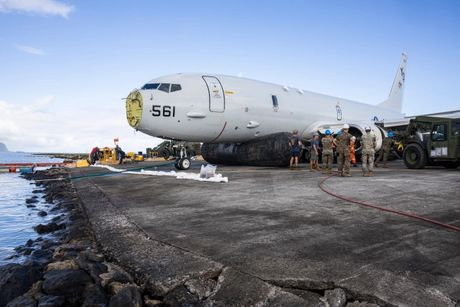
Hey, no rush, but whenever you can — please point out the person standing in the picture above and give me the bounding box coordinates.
[376,131,395,167]
[310,134,320,171]
[350,136,357,167]
[115,145,126,165]
[321,130,334,174]
[89,147,101,165]
[334,124,352,177]
[361,126,377,177]
[289,129,302,169]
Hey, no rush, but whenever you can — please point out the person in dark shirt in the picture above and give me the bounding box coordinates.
[289,129,302,169]
[115,145,126,165]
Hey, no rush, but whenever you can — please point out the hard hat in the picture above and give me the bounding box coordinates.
[343,124,350,129]
[365,126,371,131]
[325,129,332,135]
[388,131,395,137]
[351,136,356,141]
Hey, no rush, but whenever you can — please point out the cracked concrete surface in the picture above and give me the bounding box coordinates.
[72,161,460,306]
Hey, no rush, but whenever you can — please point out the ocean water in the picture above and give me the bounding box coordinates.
[0,152,64,265]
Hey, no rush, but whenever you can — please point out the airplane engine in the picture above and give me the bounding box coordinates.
[201,132,292,167]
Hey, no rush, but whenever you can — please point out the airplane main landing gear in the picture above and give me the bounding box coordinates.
[175,147,191,170]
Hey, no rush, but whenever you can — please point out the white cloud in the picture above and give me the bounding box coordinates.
[0,0,74,18]
[15,44,45,55]
[0,97,161,153]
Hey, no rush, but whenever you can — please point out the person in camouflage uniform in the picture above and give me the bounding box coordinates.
[376,131,395,167]
[361,126,377,177]
[321,129,334,173]
[334,124,352,177]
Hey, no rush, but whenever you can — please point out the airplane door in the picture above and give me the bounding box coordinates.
[203,76,225,112]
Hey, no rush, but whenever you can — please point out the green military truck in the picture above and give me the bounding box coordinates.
[402,116,460,169]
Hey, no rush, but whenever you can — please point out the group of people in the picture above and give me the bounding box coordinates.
[289,124,395,177]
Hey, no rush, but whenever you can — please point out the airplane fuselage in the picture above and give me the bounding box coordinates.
[127,73,404,149]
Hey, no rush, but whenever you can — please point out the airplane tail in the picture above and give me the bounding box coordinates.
[378,53,407,113]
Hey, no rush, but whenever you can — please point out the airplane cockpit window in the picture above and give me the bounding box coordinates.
[158,83,171,92]
[432,123,447,141]
[171,84,182,92]
[141,83,159,90]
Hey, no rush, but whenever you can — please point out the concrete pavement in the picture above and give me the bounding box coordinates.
[71,161,460,306]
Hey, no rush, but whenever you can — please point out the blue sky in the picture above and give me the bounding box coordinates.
[1,0,459,152]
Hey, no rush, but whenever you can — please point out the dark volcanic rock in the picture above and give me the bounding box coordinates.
[82,283,108,306]
[34,222,65,234]
[31,249,53,264]
[38,211,48,217]
[26,198,39,204]
[5,294,36,307]
[37,295,65,307]
[108,283,142,307]
[0,263,42,307]
[32,189,43,194]
[26,204,36,208]
[100,264,133,289]
[25,239,34,247]
[42,269,92,297]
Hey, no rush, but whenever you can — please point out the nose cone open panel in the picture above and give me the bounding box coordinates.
[126,90,143,128]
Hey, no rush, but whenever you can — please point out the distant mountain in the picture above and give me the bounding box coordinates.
[0,143,8,152]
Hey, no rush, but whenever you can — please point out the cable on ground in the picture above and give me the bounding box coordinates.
[318,174,460,233]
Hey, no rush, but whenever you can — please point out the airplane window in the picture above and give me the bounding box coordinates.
[171,84,182,92]
[158,83,170,93]
[432,124,447,141]
[141,83,159,90]
[272,95,279,109]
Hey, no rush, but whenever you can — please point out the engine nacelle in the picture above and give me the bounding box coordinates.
[202,132,292,167]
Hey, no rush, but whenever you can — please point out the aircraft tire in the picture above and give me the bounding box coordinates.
[174,158,181,170]
[178,158,191,170]
[403,143,427,169]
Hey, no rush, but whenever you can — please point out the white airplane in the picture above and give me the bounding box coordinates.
[126,54,407,169]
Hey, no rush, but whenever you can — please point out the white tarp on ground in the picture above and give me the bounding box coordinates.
[90,165,228,183]
[91,164,126,172]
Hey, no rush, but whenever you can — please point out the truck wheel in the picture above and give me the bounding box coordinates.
[174,158,180,170]
[403,143,427,169]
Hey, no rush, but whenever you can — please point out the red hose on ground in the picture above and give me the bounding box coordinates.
[318,174,460,233]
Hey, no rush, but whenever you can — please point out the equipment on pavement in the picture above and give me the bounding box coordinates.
[402,116,460,169]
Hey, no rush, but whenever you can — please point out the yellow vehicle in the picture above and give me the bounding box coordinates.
[99,147,118,164]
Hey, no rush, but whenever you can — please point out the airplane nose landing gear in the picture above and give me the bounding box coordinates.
[175,147,191,170]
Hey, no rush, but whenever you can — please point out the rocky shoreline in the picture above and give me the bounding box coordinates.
[0,168,152,307]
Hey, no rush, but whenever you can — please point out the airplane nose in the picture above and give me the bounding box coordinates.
[126,90,143,129]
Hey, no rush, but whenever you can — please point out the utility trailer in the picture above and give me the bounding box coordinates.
[402,116,460,169]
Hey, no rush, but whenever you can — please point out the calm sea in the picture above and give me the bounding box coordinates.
[0,152,64,265]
